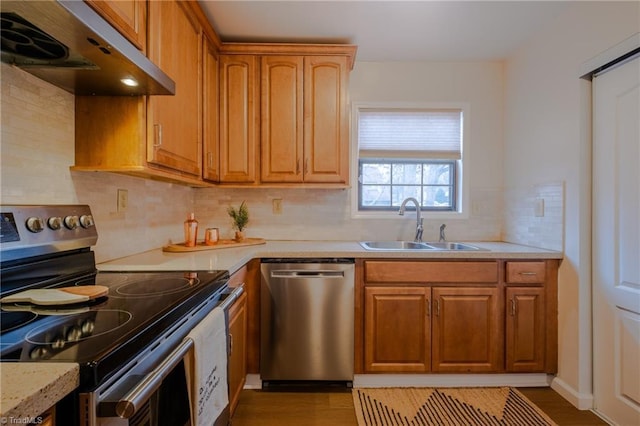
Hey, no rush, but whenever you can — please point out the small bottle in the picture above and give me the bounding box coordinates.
[184,213,198,247]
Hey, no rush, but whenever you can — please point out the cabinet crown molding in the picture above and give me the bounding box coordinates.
[220,43,358,70]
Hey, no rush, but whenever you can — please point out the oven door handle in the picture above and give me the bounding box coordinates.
[115,285,243,419]
[218,284,244,311]
[116,337,193,418]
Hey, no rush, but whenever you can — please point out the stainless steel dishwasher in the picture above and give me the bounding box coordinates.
[260,259,355,385]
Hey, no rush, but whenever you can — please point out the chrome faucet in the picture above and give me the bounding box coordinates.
[439,224,446,242]
[398,197,423,242]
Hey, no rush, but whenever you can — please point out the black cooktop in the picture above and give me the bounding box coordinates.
[0,269,229,389]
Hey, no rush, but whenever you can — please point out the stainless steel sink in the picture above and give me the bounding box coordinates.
[360,241,484,251]
[359,241,435,250]
[423,242,482,251]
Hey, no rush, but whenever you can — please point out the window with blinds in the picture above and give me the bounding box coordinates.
[357,108,463,211]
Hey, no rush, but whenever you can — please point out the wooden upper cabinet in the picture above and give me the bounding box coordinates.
[260,56,304,182]
[85,0,146,51]
[74,0,208,186]
[219,55,259,183]
[147,0,202,177]
[303,56,349,183]
[203,35,220,182]
[260,55,350,184]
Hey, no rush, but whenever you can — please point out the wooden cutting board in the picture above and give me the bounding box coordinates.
[0,285,108,306]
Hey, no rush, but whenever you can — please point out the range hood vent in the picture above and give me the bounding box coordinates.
[0,1,175,96]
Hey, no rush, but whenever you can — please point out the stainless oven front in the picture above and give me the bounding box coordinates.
[80,285,243,426]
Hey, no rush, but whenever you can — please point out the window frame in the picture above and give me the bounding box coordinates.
[350,101,471,220]
[358,158,458,211]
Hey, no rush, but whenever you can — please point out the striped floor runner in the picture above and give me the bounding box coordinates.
[353,387,557,426]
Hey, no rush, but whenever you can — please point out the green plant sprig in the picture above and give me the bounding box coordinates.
[227,201,249,231]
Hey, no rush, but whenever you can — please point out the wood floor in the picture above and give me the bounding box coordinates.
[230,386,607,426]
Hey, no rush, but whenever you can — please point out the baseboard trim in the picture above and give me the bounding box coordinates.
[550,376,594,410]
[353,374,553,388]
[244,373,262,389]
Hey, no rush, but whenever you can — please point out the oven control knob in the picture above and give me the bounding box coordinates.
[81,319,95,336]
[48,216,63,230]
[51,335,66,350]
[26,217,44,233]
[29,346,49,360]
[79,215,95,229]
[66,325,83,342]
[64,215,79,230]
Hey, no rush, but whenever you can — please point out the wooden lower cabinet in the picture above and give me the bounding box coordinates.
[227,291,247,416]
[506,287,546,372]
[364,286,431,372]
[358,259,558,375]
[431,286,502,372]
[363,285,501,373]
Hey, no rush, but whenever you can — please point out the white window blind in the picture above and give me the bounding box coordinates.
[358,109,462,159]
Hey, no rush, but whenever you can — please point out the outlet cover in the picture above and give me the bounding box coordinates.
[534,198,544,217]
[117,189,128,212]
[272,198,283,215]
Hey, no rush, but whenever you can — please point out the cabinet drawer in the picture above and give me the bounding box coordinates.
[365,261,498,283]
[506,262,546,284]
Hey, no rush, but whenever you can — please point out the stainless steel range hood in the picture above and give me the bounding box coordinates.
[1,0,175,95]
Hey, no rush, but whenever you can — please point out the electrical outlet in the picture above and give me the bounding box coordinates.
[272,198,283,215]
[117,189,128,212]
[534,198,544,217]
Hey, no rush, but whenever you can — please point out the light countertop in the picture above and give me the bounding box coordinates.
[98,240,563,273]
[0,362,78,420]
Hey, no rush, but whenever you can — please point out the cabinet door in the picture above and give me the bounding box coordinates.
[147,0,202,176]
[228,291,247,416]
[203,35,220,182]
[219,55,259,182]
[432,287,502,372]
[303,56,349,183]
[85,0,146,51]
[260,56,304,182]
[506,287,545,372]
[364,286,431,372]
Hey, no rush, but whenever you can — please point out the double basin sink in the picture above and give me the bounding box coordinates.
[360,241,483,251]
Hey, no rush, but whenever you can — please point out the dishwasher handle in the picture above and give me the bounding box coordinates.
[271,270,345,278]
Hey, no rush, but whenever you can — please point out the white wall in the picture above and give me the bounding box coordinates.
[503,1,639,409]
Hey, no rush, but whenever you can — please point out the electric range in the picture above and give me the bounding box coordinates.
[0,205,233,425]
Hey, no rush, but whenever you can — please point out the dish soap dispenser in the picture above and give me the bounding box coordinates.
[184,213,198,247]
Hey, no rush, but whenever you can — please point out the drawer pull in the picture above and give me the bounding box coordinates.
[519,272,538,276]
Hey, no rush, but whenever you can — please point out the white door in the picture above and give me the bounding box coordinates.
[592,54,640,426]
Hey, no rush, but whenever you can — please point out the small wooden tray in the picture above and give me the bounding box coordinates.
[162,238,266,252]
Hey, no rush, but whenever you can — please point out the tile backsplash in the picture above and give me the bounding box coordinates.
[1,63,564,263]
[502,182,564,251]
